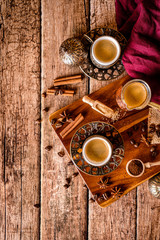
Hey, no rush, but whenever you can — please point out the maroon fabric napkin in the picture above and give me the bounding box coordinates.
[115,0,160,104]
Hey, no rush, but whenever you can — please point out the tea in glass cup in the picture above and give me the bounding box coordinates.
[116,79,151,111]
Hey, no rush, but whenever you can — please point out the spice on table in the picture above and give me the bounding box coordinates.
[102,192,109,201]
[65,177,71,185]
[35,118,42,124]
[149,123,156,133]
[51,118,57,125]
[111,186,123,199]
[93,194,99,201]
[134,142,139,148]
[151,151,158,158]
[59,110,73,123]
[128,160,143,176]
[150,146,156,152]
[72,172,79,178]
[43,107,50,112]
[58,150,65,157]
[64,184,70,189]
[97,177,110,189]
[45,145,52,151]
[140,134,150,147]
[47,88,75,96]
[60,113,84,139]
[42,92,46,98]
[34,204,40,208]
[156,130,160,137]
[141,126,146,132]
[130,139,135,145]
[155,124,160,131]
[89,198,95,203]
[67,160,74,166]
[53,74,82,86]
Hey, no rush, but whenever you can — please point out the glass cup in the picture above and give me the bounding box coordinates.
[116,79,151,111]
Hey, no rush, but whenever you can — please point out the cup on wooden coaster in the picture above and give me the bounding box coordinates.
[116,79,151,111]
[82,135,112,166]
[84,35,121,69]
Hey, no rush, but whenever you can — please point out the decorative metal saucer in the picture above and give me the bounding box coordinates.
[79,27,127,81]
[70,122,124,176]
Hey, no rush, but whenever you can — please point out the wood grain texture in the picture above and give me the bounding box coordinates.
[88,0,136,239]
[41,0,89,239]
[137,182,160,240]
[0,0,40,239]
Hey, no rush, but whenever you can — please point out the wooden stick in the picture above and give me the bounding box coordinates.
[54,78,82,86]
[60,113,84,138]
[54,74,82,82]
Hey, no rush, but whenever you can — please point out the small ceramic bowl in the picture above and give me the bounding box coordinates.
[126,159,145,178]
[82,135,113,166]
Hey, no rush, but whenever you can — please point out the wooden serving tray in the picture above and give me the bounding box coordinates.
[49,75,160,207]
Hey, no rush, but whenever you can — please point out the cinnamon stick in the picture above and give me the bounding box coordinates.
[47,89,74,96]
[54,78,82,86]
[54,74,82,82]
[60,113,84,138]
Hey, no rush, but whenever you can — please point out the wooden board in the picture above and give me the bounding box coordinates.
[0,0,40,239]
[49,74,160,208]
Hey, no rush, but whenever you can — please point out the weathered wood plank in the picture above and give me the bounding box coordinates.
[137,182,160,240]
[0,0,40,239]
[41,0,89,239]
[88,0,136,239]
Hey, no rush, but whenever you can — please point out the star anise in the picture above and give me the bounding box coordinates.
[102,192,109,201]
[59,110,73,123]
[140,134,150,147]
[111,186,123,199]
[97,177,110,189]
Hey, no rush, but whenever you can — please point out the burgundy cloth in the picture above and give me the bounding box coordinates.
[115,0,160,104]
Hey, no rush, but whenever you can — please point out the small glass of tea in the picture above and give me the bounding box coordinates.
[116,79,151,111]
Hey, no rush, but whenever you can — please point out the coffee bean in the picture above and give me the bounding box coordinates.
[151,151,157,158]
[64,184,70,189]
[89,198,95,203]
[156,130,160,138]
[130,139,135,145]
[65,177,71,185]
[150,123,155,129]
[156,124,160,131]
[134,143,139,148]
[149,128,155,134]
[141,126,146,132]
[150,146,156,152]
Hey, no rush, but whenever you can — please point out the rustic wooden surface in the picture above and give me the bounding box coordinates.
[0,0,160,240]
[0,0,41,239]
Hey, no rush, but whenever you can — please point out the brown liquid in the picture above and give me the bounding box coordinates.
[85,139,109,163]
[93,39,117,63]
[123,82,147,109]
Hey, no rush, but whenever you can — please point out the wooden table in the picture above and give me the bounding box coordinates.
[0,0,160,239]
